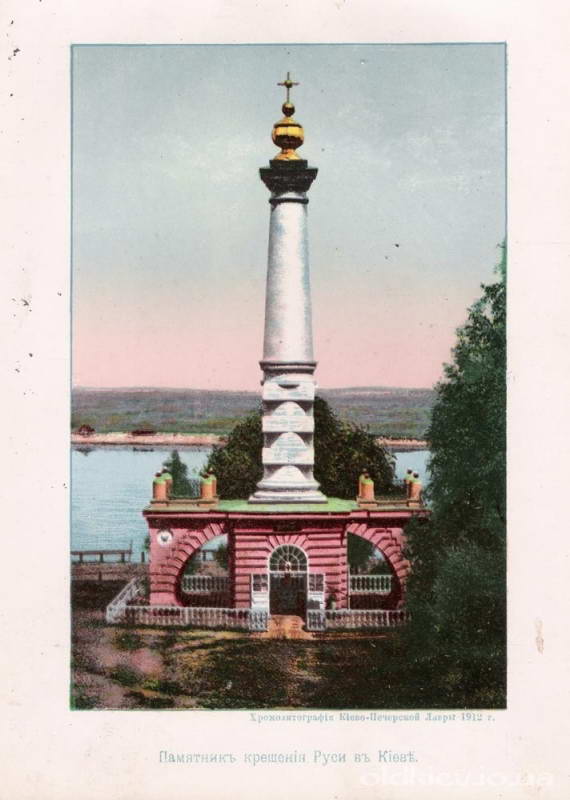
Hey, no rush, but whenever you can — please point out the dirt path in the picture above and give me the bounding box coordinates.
[256,615,314,640]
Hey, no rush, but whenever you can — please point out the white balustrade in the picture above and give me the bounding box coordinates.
[349,574,393,595]
[105,579,406,632]
[106,579,267,631]
[324,609,409,630]
[306,610,326,631]
[181,575,229,594]
[105,577,145,623]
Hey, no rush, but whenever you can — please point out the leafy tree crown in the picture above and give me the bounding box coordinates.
[205,396,396,500]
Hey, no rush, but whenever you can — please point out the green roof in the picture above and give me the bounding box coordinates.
[217,498,356,514]
[144,494,416,515]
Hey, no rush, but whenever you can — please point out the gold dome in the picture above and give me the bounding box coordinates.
[272,74,304,160]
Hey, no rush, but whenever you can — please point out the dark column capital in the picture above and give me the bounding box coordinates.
[259,159,318,194]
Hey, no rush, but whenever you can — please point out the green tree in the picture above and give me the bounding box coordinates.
[312,397,396,499]
[182,554,200,575]
[404,247,506,706]
[427,252,506,548]
[347,534,375,571]
[162,450,198,497]
[214,542,229,571]
[205,396,396,500]
[204,411,263,499]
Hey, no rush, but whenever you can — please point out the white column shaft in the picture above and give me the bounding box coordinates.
[250,188,326,504]
[263,194,314,364]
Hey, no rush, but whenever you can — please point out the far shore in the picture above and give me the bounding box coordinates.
[71,432,224,447]
[71,432,428,451]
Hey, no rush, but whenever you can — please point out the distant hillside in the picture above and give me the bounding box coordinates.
[71,386,435,439]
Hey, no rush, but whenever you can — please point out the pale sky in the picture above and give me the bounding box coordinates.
[72,43,505,390]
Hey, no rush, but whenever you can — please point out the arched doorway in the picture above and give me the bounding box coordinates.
[269,544,308,615]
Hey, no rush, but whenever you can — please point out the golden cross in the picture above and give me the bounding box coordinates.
[277,72,299,103]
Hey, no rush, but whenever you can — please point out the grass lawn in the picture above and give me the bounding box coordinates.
[72,611,418,710]
[71,583,504,711]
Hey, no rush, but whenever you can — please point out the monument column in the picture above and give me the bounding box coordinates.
[250,74,326,504]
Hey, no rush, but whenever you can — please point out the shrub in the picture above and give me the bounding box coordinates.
[109,665,142,687]
[114,631,143,651]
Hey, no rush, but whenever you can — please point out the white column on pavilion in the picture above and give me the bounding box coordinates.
[249,73,326,504]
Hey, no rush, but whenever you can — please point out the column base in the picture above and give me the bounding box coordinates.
[248,487,328,504]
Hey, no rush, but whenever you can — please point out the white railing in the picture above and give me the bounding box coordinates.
[120,605,268,631]
[105,576,145,623]
[106,581,404,633]
[105,580,267,631]
[349,574,393,595]
[306,610,326,631]
[326,609,409,629]
[181,575,229,594]
[307,608,409,632]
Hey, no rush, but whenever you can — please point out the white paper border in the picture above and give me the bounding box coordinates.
[3,1,569,798]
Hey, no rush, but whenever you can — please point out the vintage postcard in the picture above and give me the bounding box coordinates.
[3,1,569,798]
[69,40,506,708]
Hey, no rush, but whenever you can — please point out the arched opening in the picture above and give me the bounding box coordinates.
[347,533,403,610]
[269,544,308,616]
[154,523,227,607]
[177,534,229,607]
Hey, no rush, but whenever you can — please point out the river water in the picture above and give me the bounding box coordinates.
[71,446,429,559]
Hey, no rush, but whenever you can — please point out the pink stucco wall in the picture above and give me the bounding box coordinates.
[145,510,413,610]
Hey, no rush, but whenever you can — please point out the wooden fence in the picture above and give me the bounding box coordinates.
[72,547,132,564]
